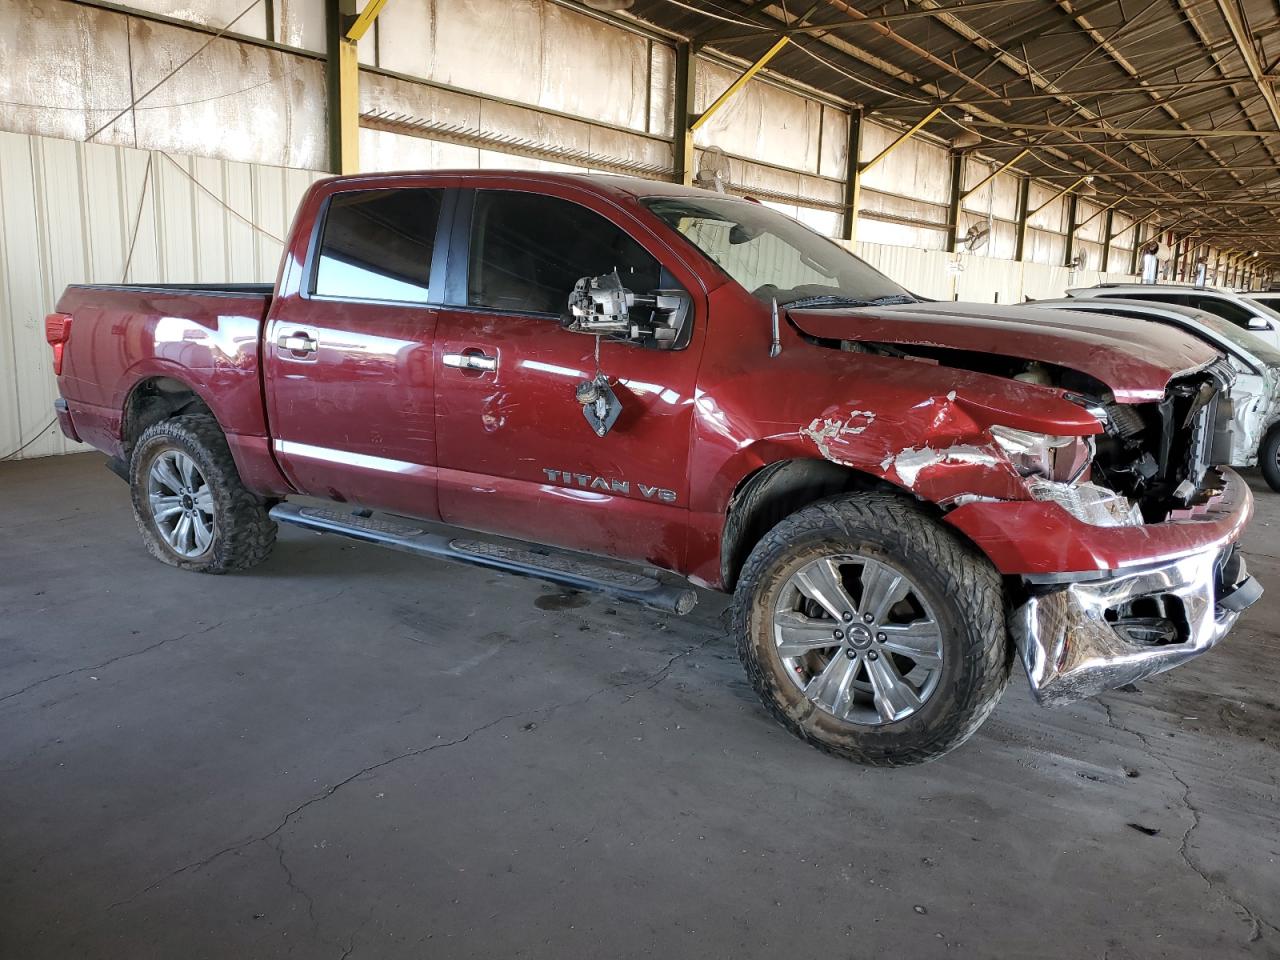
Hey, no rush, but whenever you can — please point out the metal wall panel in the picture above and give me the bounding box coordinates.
[693,58,823,175]
[0,0,327,170]
[0,130,321,460]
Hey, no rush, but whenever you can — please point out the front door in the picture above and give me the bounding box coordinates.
[264,183,453,518]
[432,186,706,572]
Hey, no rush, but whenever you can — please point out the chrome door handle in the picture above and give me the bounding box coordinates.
[278,332,317,353]
[443,352,497,372]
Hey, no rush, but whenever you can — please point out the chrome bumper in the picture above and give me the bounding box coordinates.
[1011,547,1261,706]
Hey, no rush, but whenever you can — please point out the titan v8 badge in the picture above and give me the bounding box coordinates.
[542,469,677,503]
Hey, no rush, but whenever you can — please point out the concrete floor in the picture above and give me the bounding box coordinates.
[1,454,1278,959]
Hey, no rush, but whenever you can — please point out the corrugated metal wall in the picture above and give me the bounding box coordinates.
[854,241,1138,304]
[0,131,320,460]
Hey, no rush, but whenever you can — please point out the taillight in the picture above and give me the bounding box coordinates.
[45,313,72,376]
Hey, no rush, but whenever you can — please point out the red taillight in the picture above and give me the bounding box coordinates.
[45,313,72,376]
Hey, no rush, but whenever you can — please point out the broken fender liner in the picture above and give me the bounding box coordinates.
[269,503,698,615]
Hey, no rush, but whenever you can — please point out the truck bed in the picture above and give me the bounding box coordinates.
[52,282,275,474]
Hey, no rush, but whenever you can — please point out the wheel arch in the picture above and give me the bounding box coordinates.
[720,458,902,591]
[121,375,217,462]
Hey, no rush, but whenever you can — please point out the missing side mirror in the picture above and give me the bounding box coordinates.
[562,271,689,349]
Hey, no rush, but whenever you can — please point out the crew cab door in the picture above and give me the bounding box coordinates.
[432,186,705,572]
[264,182,455,518]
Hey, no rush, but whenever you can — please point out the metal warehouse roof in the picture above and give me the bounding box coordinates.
[618,0,1280,267]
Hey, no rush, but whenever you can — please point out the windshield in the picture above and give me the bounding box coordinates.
[642,196,914,307]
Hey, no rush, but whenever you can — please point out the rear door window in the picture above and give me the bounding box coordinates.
[466,190,661,315]
[313,189,444,303]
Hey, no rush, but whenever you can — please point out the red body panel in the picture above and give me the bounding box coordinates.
[50,170,1253,593]
[792,301,1219,402]
[52,286,292,496]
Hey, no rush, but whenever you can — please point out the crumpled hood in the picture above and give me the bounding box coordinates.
[789,301,1220,402]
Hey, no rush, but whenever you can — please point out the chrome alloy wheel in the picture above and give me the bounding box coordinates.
[146,449,215,558]
[773,555,944,725]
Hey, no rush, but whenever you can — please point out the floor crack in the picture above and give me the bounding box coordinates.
[105,632,715,912]
[1102,699,1277,944]
[0,587,353,708]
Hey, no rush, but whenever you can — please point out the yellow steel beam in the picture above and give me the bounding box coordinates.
[346,0,388,41]
[1027,176,1088,218]
[1073,197,1122,231]
[336,36,360,173]
[690,36,790,133]
[329,0,386,173]
[959,148,1029,203]
[845,108,942,246]
[860,108,942,175]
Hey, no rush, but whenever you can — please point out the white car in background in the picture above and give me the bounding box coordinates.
[1066,283,1280,350]
[1032,296,1280,491]
[1242,290,1280,316]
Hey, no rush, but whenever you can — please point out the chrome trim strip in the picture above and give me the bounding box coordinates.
[273,440,426,476]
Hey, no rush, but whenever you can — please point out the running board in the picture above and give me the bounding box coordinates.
[269,503,697,616]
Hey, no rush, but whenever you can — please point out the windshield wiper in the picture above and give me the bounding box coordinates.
[782,295,872,309]
[782,293,918,309]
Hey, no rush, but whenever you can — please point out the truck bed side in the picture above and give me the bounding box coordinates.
[53,283,291,496]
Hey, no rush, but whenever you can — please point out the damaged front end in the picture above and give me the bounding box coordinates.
[794,323,1261,707]
[1015,537,1260,706]
[992,363,1262,705]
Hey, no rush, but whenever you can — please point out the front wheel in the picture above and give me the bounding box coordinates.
[1260,426,1280,493]
[733,494,1011,766]
[129,414,276,573]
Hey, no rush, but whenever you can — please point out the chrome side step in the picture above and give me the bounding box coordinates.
[269,503,698,616]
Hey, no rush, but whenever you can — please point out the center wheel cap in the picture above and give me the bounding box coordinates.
[847,625,874,649]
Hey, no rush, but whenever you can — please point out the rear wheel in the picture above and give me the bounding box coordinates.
[733,494,1011,766]
[1260,426,1280,493]
[129,415,276,573]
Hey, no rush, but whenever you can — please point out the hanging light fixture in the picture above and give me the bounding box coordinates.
[950,114,981,150]
[1076,175,1097,197]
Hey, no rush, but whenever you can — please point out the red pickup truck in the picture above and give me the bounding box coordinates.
[47,171,1260,765]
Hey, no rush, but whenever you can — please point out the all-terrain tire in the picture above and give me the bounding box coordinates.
[733,493,1011,766]
[129,414,276,573]
[1260,426,1280,493]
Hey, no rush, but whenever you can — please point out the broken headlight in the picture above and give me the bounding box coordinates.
[1026,479,1144,528]
[989,425,1093,483]
[991,425,1143,527]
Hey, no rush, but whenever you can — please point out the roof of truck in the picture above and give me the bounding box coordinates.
[311,169,746,204]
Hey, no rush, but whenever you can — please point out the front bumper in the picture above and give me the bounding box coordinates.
[1012,545,1261,706]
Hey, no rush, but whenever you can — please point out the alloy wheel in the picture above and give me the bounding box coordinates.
[146,449,215,558]
[773,554,944,725]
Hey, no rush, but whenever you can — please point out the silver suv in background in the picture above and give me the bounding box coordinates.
[1066,284,1280,350]
[1034,296,1280,491]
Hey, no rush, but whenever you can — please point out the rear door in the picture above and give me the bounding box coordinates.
[431,185,706,572]
[264,182,455,518]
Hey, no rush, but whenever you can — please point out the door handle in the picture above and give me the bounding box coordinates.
[443,352,498,372]
[278,332,318,354]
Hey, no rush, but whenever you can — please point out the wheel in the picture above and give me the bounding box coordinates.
[1260,426,1280,493]
[733,493,1011,766]
[129,414,276,573]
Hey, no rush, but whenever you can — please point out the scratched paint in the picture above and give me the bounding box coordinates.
[889,444,1001,488]
[799,409,877,465]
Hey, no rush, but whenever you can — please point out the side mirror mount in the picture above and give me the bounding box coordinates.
[562,271,690,349]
